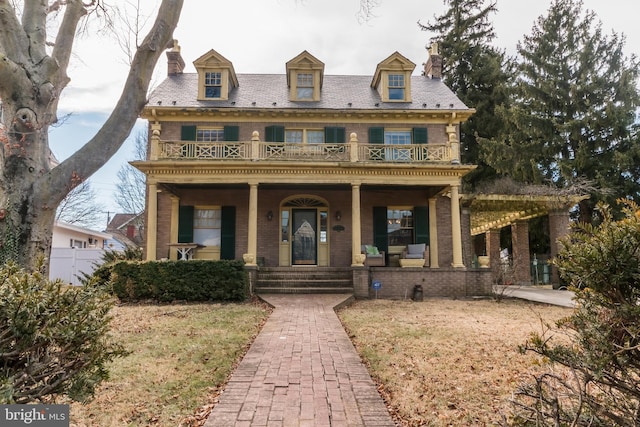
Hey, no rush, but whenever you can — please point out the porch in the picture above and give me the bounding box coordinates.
[249,266,492,299]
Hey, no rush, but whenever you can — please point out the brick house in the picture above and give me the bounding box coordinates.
[134,42,495,298]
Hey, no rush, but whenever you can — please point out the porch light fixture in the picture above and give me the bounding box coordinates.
[266,211,274,221]
[335,211,342,221]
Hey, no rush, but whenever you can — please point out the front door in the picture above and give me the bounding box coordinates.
[291,209,317,265]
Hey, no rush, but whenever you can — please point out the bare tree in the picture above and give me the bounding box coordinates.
[0,0,183,270]
[114,130,146,215]
[55,180,107,229]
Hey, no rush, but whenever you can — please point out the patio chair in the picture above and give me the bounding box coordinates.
[401,243,429,267]
[361,245,385,266]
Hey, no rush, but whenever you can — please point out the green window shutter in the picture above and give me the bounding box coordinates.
[369,127,384,144]
[178,206,194,243]
[220,206,236,260]
[265,125,285,142]
[414,206,429,244]
[324,127,346,143]
[223,126,239,141]
[412,127,428,144]
[373,206,388,255]
[181,125,197,141]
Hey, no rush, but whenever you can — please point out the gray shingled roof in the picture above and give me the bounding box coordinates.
[147,74,469,111]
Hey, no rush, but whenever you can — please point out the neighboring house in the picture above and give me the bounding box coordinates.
[106,213,145,250]
[49,221,112,285]
[133,43,575,297]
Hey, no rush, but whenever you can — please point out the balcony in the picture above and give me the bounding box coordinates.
[153,139,453,163]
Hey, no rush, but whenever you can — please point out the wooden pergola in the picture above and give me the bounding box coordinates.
[463,194,588,285]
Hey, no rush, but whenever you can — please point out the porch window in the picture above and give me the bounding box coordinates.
[193,207,221,246]
[285,129,325,144]
[387,208,413,246]
[197,128,224,142]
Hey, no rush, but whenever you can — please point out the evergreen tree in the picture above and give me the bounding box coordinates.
[420,0,512,186]
[480,0,640,223]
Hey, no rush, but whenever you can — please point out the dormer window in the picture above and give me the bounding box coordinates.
[193,49,239,101]
[205,72,222,98]
[371,52,416,103]
[286,51,325,102]
[297,73,314,99]
[388,74,405,100]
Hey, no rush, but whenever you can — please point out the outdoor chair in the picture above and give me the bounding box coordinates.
[401,243,429,267]
[361,245,385,266]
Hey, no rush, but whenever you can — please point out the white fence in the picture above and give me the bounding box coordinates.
[49,248,106,285]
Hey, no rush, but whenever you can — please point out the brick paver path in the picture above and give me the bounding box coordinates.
[204,294,396,426]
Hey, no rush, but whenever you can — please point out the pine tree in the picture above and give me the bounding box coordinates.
[480,0,640,223]
[420,0,512,186]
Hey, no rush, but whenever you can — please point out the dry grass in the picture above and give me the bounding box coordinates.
[338,298,571,426]
[69,302,270,427]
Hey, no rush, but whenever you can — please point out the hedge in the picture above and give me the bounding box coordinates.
[94,260,248,302]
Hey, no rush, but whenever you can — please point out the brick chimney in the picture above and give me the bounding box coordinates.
[423,43,442,80]
[166,40,185,76]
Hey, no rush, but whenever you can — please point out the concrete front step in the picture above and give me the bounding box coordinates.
[255,267,354,294]
[256,287,354,294]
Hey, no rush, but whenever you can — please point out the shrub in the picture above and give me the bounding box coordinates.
[508,201,640,426]
[100,259,248,302]
[0,261,126,403]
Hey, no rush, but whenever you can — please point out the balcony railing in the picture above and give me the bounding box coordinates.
[156,140,453,163]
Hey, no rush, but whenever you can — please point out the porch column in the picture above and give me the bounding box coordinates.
[485,228,501,270]
[548,209,571,285]
[511,220,531,285]
[146,183,158,261]
[169,195,179,260]
[450,184,464,268]
[244,183,258,266]
[351,183,365,266]
[428,197,439,268]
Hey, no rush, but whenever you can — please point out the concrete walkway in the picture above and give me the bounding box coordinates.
[498,285,576,308]
[204,294,396,427]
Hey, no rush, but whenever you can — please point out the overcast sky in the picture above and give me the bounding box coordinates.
[48,0,640,225]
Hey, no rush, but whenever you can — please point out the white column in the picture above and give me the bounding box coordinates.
[146,183,158,261]
[244,183,258,266]
[429,197,439,268]
[450,184,464,268]
[351,184,365,266]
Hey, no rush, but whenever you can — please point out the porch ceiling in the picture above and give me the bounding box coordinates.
[465,194,588,235]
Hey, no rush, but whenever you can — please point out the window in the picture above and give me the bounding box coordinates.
[193,207,221,246]
[285,129,324,144]
[197,128,224,142]
[70,239,85,248]
[387,208,413,246]
[204,72,222,98]
[388,74,405,100]
[384,130,411,145]
[297,73,314,99]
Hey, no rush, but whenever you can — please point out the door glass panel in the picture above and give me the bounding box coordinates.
[292,209,317,265]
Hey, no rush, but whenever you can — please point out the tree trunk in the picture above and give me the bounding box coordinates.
[0,0,184,272]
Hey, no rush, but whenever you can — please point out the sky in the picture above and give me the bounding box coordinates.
[48,0,640,228]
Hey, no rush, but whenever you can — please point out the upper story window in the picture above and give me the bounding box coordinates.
[285,129,324,144]
[297,73,314,99]
[385,130,411,145]
[388,74,405,100]
[204,72,222,98]
[197,128,224,142]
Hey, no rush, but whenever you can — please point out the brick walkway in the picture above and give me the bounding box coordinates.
[204,294,396,426]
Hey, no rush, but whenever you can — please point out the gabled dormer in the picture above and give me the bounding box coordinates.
[193,49,239,101]
[286,51,325,102]
[371,52,416,103]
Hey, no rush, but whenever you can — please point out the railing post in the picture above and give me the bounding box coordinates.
[349,132,359,162]
[251,131,260,161]
[150,123,161,160]
[446,124,460,164]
